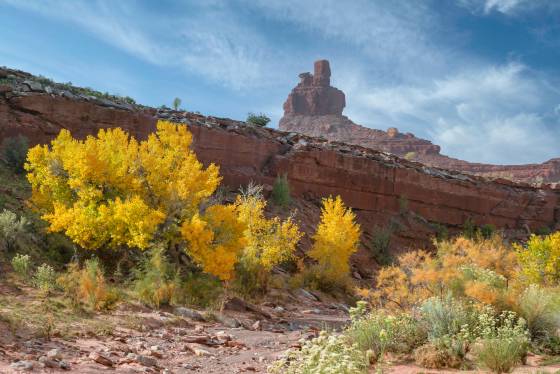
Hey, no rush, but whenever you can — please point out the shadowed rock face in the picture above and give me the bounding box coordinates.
[279,60,560,184]
[1,66,559,257]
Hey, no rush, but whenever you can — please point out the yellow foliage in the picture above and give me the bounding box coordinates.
[25,121,220,250]
[370,266,429,310]
[464,281,498,305]
[371,234,519,310]
[308,195,361,283]
[234,191,303,271]
[515,232,560,286]
[181,204,246,281]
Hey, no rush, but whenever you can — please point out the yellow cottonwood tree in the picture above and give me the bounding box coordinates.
[231,184,303,290]
[25,121,246,280]
[308,195,361,283]
[515,232,560,286]
[235,187,302,270]
[181,204,246,281]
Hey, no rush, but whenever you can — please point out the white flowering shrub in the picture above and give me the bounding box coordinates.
[346,309,426,359]
[474,311,529,374]
[33,263,57,293]
[11,253,31,279]
[460,265,507,289]
[417,296,528,369]
[268,331,369,374]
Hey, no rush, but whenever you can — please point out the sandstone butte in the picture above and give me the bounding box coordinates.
[280,60,560,184]
[1,66,559,274]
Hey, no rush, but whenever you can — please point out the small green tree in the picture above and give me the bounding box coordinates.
[1,135,29,173]
[272,174,291,208]
[246,112,271,127]
[133,247,180,308]
[479,224,496,240]
[462,218,477,239]
[370,225,393,266]
[173,97,182,111]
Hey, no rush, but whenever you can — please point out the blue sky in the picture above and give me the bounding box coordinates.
[1,0,559,165]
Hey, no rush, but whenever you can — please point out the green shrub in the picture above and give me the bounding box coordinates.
[11,254,31,279]
[232,258,269,298]
[298,264,354,294]
[0,209,28,251]
[176,272,223,309]
[420,296,476,341]
[535,226,552,236]
[475,338,527,373]
[271,174,291,208]
[514,285,560,352]
[1,136,29,173]
[398,195,409,214]
[480,224,496,239]
[269,331,369,374]
[346,309,427,359]
[246,112,270,127]
[173,97,182,111]
[431,223,449,241]
[473,309,529,372]
[369,225,393,266]
[133,247,179,308]
[462,218,477,239]
[33,263,57,293]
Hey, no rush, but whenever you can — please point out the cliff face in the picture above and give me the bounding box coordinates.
[279,61,560,184]
[1,66,559,265]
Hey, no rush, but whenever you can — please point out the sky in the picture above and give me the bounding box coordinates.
[1,0,559,165]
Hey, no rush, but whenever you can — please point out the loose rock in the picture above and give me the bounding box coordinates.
[10,360,34,371]
[174,307,205,322]
[89,351,114,367]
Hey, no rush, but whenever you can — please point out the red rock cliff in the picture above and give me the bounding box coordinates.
[279,60,560,184]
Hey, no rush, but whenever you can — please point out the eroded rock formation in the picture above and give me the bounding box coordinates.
[282,60,346,116]
[279,61,560,184]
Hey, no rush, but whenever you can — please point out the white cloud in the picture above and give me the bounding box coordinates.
[177,8,275,90]
[2,0,280,90]
[247,0,452,80]
[343,62,560,163]
[483,0,527,14]
[459,0,560,15]
[2,0,167,64]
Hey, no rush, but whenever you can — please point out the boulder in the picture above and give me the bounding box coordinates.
[174,307,205,322]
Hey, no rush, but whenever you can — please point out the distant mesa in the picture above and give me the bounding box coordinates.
[279,60,560,184]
